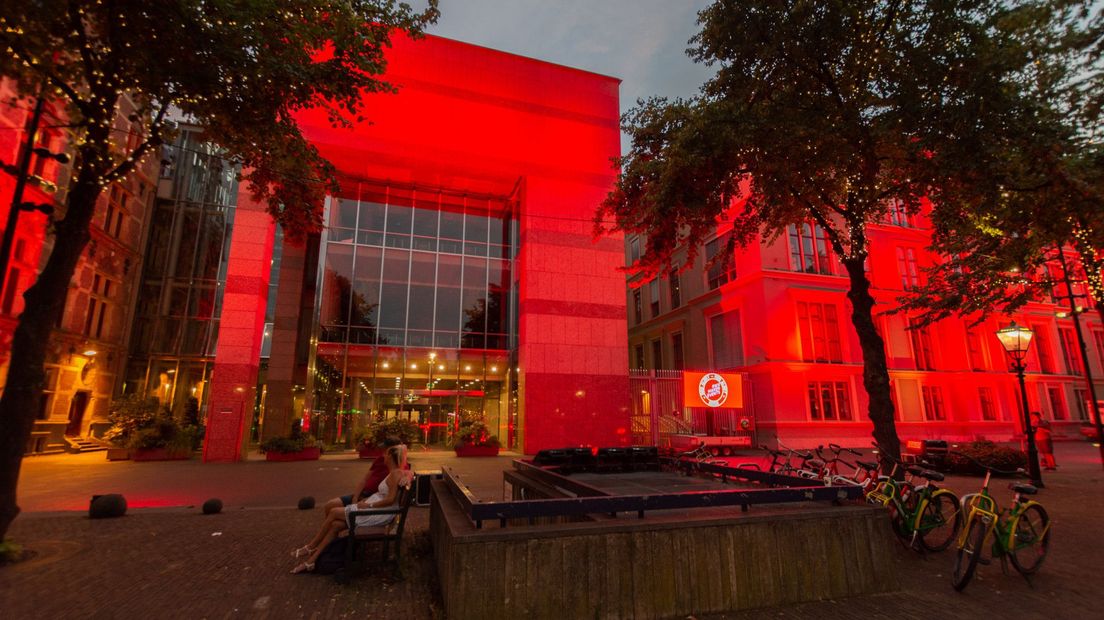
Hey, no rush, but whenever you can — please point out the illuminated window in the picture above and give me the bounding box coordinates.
[710,310,744,369]
[908,319,935,370]
[796,302,842,363]
[978,387,998,421]
[1046,386,1067,420]
[787,222,835,275]
[807,381,852,421]
[921,385,946,421]
[705,234,736,289]
[886,200,915,227]
[966,329,987,370]
[1058,328,1083,375]
[896,247,919,289]
[671,332,684,370]
[668,270,681,308]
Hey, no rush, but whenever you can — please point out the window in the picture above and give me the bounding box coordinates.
[887,200,915,227]
[629,237,641,265]
[1074,388,1089,421]
[1033,327,1056,374]
[648,280,659,317]
[807,381,852,421]
[651,339,662,370]
[705,234,736,289]
[1058,327,1083,375]
[1094,330,1104,372]
[83,274,113,339]
[978,387,998,421]
[797,302,842,363]
[668,270,681,309]
[671,332,684,370]
[633,344,645,370]
[909,319,935,370]
[922,386,946,421]
[889,379,900,421]
[1046,386,1067,420]
[788,222,835,275]
[966,329,987,370]
[104,184,127,238]
[632,289,643,324]
[896,247,919,289]
[710,310,744,369]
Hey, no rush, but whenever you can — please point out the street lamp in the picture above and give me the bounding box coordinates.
[995,321,1044,487]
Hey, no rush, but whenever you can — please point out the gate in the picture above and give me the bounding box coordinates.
[629,369,756,452]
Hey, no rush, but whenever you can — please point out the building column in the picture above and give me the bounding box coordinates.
[516,176,631,454]
[203,189,275,462]
[261,235,312,440]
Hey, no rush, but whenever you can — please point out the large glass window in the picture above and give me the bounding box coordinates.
[797,302,842,363]
[311,183,519,450]
[710,310,744,369]
[705,234,736,289]
[788,223,835,275]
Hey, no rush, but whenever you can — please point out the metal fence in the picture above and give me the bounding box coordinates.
[629,369,755,449]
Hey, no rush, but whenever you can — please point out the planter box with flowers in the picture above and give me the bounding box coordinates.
[355,416,423,458]
[261,435,322,462]
[452,419,501,457]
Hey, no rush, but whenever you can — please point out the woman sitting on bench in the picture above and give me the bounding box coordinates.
[290,444,413,574]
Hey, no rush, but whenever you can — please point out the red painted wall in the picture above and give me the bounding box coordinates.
[292,35,630,453]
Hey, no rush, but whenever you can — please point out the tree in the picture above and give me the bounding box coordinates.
[901,0,1103,326]
[599,0,1055,461]
[0,0,438,541]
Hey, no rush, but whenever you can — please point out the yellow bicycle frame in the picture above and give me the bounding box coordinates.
[956,493,998,549]
[1005,499,1052,551]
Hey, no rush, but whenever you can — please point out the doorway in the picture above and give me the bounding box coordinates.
[65,391,91,437]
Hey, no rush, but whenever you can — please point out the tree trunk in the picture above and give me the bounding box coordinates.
[0,163,103,541]
[842,258,902,463]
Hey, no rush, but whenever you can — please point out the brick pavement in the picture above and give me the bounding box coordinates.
[2,443,1103,619]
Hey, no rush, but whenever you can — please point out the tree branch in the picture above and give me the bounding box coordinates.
[104,99,171,183]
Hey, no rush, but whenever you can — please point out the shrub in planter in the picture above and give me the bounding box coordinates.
[102,395,163,447]
[451,419,501,455]
[260,435,309,454]
[948,440,1027,475]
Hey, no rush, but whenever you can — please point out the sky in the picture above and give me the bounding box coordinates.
[421,0,717,154]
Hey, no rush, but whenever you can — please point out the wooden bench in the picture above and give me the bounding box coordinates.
[338,481,414,581]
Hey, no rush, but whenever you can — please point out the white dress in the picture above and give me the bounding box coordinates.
[345,476,397,528]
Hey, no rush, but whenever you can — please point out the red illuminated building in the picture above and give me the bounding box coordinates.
[108,34,629,460]
[627,206,1104,448]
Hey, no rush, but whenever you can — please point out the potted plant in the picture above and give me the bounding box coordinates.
[452,419,501,457]
[357,415,422,457]
[130,419,196,461]
[260,434,322,461]
[102,395,183,461]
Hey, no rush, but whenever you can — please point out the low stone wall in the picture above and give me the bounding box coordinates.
[430,480,899,619]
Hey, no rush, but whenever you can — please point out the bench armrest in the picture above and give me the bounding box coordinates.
[345,506,402,528]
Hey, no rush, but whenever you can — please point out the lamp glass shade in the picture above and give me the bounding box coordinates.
[995,322,1034,360]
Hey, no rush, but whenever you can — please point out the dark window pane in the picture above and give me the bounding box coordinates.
[378,282,408,329]
[413,208,438,237]
[332,198,359,229]
[465,211,489,243]
[440,210,464,241]
[408,285,435,330]
[359,201,386,232]
[435,284,461,332]
[386,203,413,235]
[410,251,436,285]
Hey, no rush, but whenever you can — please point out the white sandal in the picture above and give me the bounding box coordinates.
[291,545,313,559]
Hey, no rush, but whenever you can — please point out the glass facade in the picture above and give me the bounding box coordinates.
[123,129,239,420]
[307,182,519,448]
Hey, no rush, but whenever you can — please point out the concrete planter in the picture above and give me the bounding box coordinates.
[454,444,500,457]
[132,447,191,462]
[105,447,131,461]
[265,446,321,462]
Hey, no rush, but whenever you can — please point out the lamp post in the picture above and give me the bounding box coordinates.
[995,322,1044,487]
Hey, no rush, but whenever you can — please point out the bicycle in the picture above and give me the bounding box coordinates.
[951,458,1051,591]
[867,444,961,551]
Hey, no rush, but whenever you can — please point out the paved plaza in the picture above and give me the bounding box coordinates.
[2,443,1103,619]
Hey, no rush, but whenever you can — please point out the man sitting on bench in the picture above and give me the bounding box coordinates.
[322,436,403,515]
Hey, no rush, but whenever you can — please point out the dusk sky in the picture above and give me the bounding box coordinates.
[423,0,716,153]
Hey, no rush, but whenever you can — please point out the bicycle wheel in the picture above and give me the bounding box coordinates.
[952,516,987,591]
[1009,504,1050,575]
[920,491,961,552]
